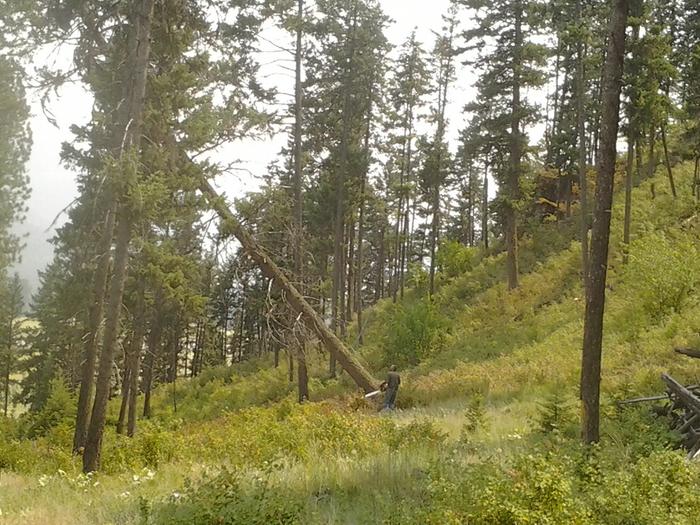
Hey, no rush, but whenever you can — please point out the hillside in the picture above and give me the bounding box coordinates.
[2,162,700,524]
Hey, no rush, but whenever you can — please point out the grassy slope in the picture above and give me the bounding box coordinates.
[3,162,700,523]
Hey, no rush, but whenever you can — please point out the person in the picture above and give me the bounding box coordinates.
[381,365,401,410]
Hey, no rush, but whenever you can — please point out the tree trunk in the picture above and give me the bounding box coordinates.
[199,178,378,393]
[73,206,115,453]
[292,0,309,404]
[428,186,440,297]
[646,126,656,179]
[581,0,629,445]
[297,344,309,402]
[506,0,524,291]
[117,281,146,435]
[116,367,130,435]
[346,218,356,319]
[355,86,372,345]
[400,114,414,299]
[83,212,133,472]
[331,8,359,376]
[482,159,489,249]
[622,138,634,265]
[126,327,143,437]
[82,0,154,472]
[142,301,163,419]
[577,35,590,291]
[661,125,677,198]
[3,317,12,417]
[375,227,385,301]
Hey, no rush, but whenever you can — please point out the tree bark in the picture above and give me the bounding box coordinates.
[506,0,524,291]
[622,138,634,265]
[3,315,13,417]
[82,0,154,472]
[73,206,115,453]
[646,126,656,179]
[581,0,629,445]
[293,0,309,403]
[116,367,130,435]
[355,83,373,345]
[375,227,385,301]
[661,125,677,198]
[577,35,590,291]
[142,302,163,419]
[117,281,146,435]
[330,7,359,376]
[482,159,489,250]
[428,17,455,297]
[83,212,133,472]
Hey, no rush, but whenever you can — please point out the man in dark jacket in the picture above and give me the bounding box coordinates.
[382,365,401,410]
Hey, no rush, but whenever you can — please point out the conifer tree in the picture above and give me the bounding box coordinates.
[0,57,30,272]
[461,0,548,290]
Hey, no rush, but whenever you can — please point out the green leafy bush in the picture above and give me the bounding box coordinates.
[25,377,76,438]
[625,232,700,321]
[436,240,478,279]
[384,300,447,366]
[151,467,305,525]
[386,419,447,450]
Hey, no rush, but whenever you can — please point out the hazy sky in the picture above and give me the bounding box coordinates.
[14,0,477,293]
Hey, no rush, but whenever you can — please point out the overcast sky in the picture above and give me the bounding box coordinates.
[14,0,478,294]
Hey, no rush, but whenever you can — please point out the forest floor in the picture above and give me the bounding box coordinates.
[3,163,700,523]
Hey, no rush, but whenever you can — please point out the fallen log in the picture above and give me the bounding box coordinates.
[619,385,700,406]
[675,348,700,360]
[198,177,378,393]
[618,394,669,405]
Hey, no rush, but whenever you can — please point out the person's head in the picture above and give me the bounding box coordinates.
[390,365,397,372]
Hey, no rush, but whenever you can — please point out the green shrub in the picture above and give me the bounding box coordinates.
[151,467,305,525]
[436,240,478,279]
[25,377,76,438]
[384,300,447,366]
[471,453,590,524]
[406,262,429,293]
[386,420,447,451]
[625,232,700,321]
[591,450,700,525]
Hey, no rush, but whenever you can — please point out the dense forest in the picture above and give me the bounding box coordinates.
[3,0,700,523]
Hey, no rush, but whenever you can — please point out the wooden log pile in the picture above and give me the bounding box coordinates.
[661,373,700,459]
[656,349,700,458]
[619,349,700,459]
